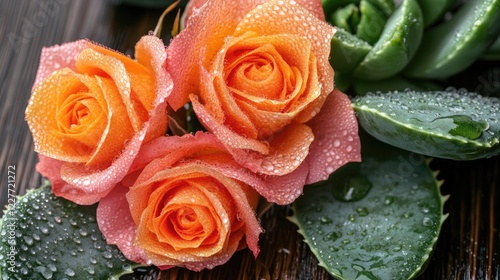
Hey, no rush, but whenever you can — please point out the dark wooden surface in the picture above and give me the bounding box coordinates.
[1,1,499,279]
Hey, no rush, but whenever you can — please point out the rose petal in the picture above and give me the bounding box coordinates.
[260,161,309,205]
[34,40,89,88]
[128,132,227,179]
[96,184,148,263]
[191,95,270,155]
[305,89,361,184]
[52,129,147,204]
[182,0,325,26]
[134,35,172,142]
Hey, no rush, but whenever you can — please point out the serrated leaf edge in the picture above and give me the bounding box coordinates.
[288,163,448,280]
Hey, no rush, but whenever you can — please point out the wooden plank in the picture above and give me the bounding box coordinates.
[0,1,499,279]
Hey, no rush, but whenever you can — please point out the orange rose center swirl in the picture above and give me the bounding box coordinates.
[211,32,318,140]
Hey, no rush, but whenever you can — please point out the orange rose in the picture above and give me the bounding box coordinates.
[166,0,361,204]
[97,133,262,270]
[25,36,172,204]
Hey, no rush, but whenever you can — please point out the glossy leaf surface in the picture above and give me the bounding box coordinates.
[0,184,141,280]
[352,90,500,160]
[404,0,500,78]
[290,134,447,280]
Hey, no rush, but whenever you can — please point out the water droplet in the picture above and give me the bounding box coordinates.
[86,266,95,275]
[102,251,113,259]
[23,236,34,246]
[422,217,433,227]
[320,216,332,224]
[106,261,114,268]
[328,245,339,252]
[54,216,62,224]
[333,140,340,147]
[323,231,342,242]
[352,264,364,271]
[40,227,49,235]
[78,229,88,237]
[36,266,53,279]
[20,267,29,275]
[356,207,369,216]
[64,268,75,276]
[348,214,356,222]
[331,164,372,202]
[47,264,57,272]
[403,212,414,219]
[384,196,395,205]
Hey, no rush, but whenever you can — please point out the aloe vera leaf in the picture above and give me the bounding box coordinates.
[356,0,388,45]
[331,27,372,73]
[417,0,456,27]
[482,35,500,60]
[404,0,500,79]
[290,133,447,280]
[332,4,360,34]
[0,184,142,280]
[353,0,423,80]
[334,71,354,92]
[352,90,500,160]
[322,0,359,16]
[352,76,443,96]
[367,0,394,16]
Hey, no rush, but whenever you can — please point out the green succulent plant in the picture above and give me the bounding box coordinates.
[324,0,500,90]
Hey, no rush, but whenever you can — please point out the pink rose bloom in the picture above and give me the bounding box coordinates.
[166,0,361,204]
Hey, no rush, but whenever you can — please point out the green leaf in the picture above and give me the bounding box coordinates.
[404,0,500,79]
[323,0,359,15]
[331,28,372,74]
[353,0,423,80]
[417,0,456,27]
[366,0,394,17]
[290,134,447,280]
[356,0,388,45]
[0,183,142,280]
[334,71,354,92]
[332,4,360,34]
[352,75,442,96]
[352,90,500,160]
[482,35,500,60]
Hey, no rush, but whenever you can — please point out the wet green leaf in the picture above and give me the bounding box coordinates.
[290,134,447,280]
[366,0,394,17]
[323,0,359,15]
[0,184,142,280]
[352,75,442,96]
[417,0,456,27]
[356,0,388,45]
[353,0,423,80]
[404,0,500,78]
[482,35,500,60]
[332,4,360,34]
[331,28,372,73]
[334,71,354,92]
[352,89,500,160]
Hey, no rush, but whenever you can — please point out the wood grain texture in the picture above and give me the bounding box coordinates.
[0,1,498,279]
